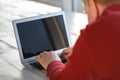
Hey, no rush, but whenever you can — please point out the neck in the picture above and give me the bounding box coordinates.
[97,4,106,15]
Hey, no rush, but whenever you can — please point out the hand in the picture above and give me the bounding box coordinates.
[36,51,61,70]
[60,47,72,60]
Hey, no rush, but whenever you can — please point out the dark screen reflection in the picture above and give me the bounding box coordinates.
[17,15,69,58]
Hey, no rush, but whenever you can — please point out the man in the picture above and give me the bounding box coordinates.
[36,0,120,80]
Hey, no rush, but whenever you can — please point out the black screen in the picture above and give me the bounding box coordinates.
[17,15,69,58]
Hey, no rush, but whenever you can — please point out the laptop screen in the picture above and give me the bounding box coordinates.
[16,15,69,59]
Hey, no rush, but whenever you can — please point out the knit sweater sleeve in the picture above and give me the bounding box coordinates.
[47,30,94,80]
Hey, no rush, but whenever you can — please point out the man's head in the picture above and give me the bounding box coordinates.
[82,0,120,23]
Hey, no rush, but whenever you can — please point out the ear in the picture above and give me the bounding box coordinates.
[89,0,100,16]
[86,0,99,23]
[89,0,98,17]
[89,0,97,10]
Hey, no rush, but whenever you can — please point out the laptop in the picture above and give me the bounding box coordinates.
[12,12,71,70]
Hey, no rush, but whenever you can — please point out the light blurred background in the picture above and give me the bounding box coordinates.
[0,0,85,49]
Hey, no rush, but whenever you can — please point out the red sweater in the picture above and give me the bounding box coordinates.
[47,4,120,80]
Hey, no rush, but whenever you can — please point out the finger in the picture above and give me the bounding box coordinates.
[37,55,41,58]
[62,49,70,54]
[36,55,41,62]
[38,51,47,55]
[49,51,54,54]
[39,51,47,56]
[63,55,68,60]
[61,51,68,57]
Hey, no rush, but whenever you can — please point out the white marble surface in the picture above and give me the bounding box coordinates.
[0,0,88,80]
[0,0,61,80]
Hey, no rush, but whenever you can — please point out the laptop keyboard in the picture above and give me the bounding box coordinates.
[30,55,67,70]
[60,56,67,63]
[30,62,44,70]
